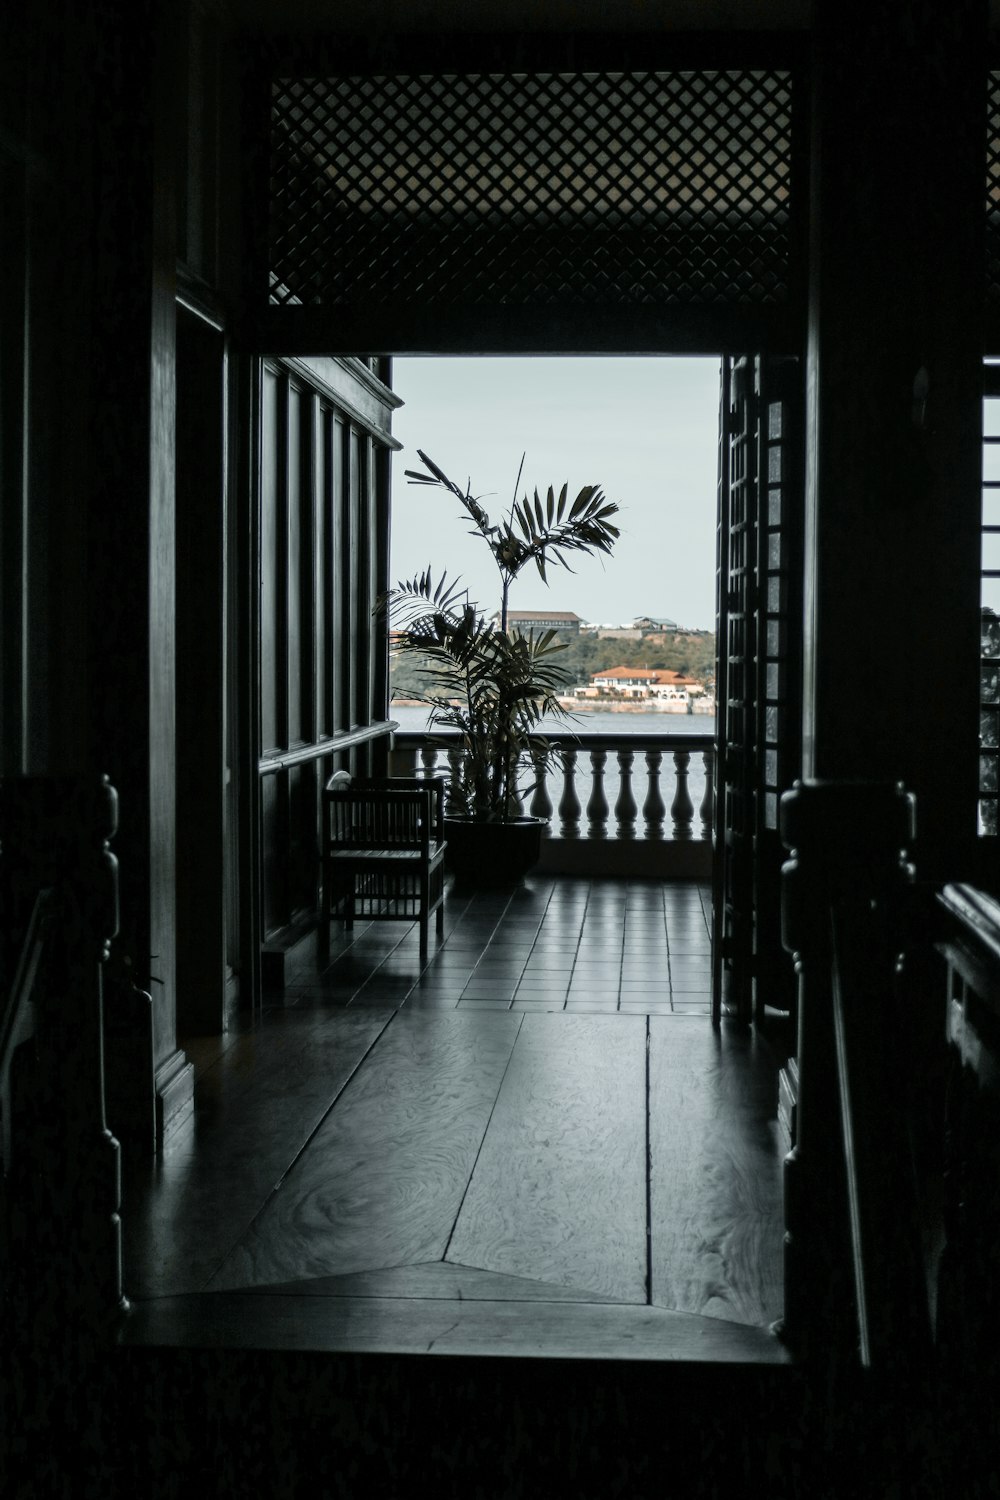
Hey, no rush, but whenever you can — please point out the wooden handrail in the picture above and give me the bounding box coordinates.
[937,882,1000,1009]
[259,719,398,776]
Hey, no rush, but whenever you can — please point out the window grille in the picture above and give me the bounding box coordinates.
[987,71,1000,308]
[269,70,794,312]
[981,363,1000,834]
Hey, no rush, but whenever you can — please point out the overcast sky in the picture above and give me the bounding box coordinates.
[388,356,721,630]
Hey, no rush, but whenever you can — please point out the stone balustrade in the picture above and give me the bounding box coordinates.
[390,730,715,878]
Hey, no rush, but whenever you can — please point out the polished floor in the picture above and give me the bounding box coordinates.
[285,872,714,1013]
[121,878,787,1364]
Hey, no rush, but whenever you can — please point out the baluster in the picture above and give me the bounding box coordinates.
[700,748,715,836]
[446,746,465,812]
[615,748,638,837]
[529,747,553,823]
[420,745,439,779]
[671,749,694,839]
[642,747,666,837]
[558,747,581,837]
[586,748,610,837]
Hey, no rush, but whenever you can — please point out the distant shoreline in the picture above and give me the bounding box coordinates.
[391,696,714,715]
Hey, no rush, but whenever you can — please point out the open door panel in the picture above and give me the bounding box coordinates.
[713,355,802,1027]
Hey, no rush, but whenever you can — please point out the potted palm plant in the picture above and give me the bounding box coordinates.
[383,450,620,885]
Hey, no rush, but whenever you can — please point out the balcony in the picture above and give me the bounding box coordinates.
[391,727,715,880]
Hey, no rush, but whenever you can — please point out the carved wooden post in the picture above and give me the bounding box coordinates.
[0,776,128,1340]
[558,747,582,837]
[700,748,715,836]
[778,779,915,1365]
[615,748,637,837]
[586,748,610,837]
[420,745,439,778]
[643,747,666,836]
[671,749,694,839]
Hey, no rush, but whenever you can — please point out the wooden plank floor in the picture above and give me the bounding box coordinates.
[206,1011,521,1291]
[123,1009,395,1297]
[446,1012,648,1301]
[649,1019,784,1325]
[122,879,788,1362]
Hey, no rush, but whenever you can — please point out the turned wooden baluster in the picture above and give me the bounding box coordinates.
[643,747,666,836]
[420,745,439,779]
[586,748,610,837]
[700,748,715,836]
[529,747,553,823]
[671,749,694,839]
[558,747,582,837]
[615,747,638,837]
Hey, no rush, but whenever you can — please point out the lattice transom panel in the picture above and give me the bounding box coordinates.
[269,70,793,310]
[988,72,1000,306]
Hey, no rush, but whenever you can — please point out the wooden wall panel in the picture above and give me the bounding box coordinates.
[260,367,281,755]
[286,382,303,746]
[261,771,282,936]
[311,395,327,743]
[347,427,361,730]
[256,361,396,946]
[336,419,352,733]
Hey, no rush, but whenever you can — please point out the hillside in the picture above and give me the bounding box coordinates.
[389,628,716,699]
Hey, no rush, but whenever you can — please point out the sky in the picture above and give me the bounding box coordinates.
[388,356,721,630]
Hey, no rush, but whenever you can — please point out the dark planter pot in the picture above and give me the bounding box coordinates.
[443,815,545,887]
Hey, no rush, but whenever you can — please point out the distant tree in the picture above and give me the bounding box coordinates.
[391,626,717,698]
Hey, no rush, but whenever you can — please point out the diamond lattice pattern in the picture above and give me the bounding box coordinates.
[269,71,794,308]
[988,72,1000,306]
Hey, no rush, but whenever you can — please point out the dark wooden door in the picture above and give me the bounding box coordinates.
[713,356,802,1026]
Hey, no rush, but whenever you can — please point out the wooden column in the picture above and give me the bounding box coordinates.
[804,0,986,880]
[779,779,919,1366]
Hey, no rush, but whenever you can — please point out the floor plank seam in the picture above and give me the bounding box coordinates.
[268,1008,401,1192]
[440,1011,526,1268]
[197,1009,401,1292]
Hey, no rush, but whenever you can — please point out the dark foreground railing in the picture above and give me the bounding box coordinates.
[779,781,932,1382]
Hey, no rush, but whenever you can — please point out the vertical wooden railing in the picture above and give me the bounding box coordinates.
[778,780,932,1380]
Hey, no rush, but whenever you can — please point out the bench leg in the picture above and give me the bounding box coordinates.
[317,867,331,969]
